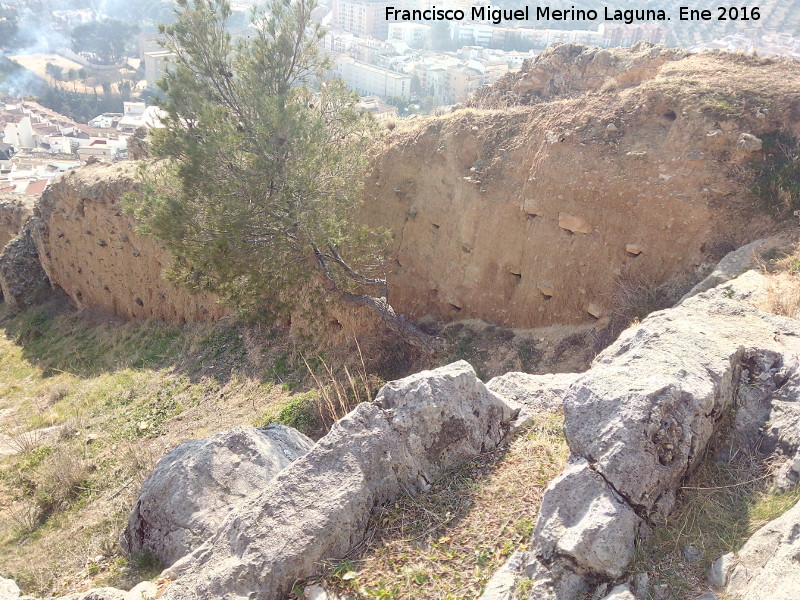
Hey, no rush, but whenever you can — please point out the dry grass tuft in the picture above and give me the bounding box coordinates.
[755,241,800,318]
[34,445,91,513]
[762,279,800,318]
[7,427,46,454]
[6,500,40,536]
[308,412,569,600]
[304,341,378,429]
[630,442,800,599]
[610,272,686,330]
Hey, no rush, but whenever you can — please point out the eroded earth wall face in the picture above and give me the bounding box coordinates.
[362,47,800,329]
[31,162,226,322]
[0,194,34,250]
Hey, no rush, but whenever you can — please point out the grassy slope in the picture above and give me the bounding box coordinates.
[0,292,597,598]
[0,300,315,596]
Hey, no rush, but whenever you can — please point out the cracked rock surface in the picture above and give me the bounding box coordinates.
[120,424,314,566]
[525,275,800,597]
[720,497,800,599]
[159,361,521,600]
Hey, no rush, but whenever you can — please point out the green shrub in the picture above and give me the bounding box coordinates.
[751,132,800,217]
[255,391,320,436]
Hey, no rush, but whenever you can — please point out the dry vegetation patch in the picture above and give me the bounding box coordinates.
[755,239,800,319]
[629,443,800,600]
[308,412,569,600]
[0,300,333,596]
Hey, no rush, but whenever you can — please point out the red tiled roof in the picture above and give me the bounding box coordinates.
[23,179,48,196]
[33,124,59,135]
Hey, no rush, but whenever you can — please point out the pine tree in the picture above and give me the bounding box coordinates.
[128,0,442,353]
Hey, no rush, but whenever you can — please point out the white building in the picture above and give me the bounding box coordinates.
[143,50,175,85]
[0,102,131,194]
[117,102,165,133]
[88,113,123,129]
[331,54,412,99]
[358,96,398,120]
[2,115,35,149]
[387,23,430,48]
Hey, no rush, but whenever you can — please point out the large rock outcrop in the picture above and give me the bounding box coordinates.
[714,498,800,599]
[159,361,521,600]
[120,425,314,567]
[505,271,800,598]
[30,163,226,322]
[363,46,800,328]
[679,236,787,301]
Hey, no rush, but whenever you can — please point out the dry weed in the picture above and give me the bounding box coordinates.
[303,340,377,429]
[761,280,800,318]
[44,382,72,406]
[6,500,41,536]
[310,412,569,600]
[754,241,800,318]
[34,445,91,513]
[8,427,45,454]
[611,273,665,324]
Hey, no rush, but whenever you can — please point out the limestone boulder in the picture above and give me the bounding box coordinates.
[760,363,800,456]
[679,237,786,302]
[601,585,637,600]
[486,371,578,432]
[564,292,800,519]
[38,581,157,600]
[736,133,763,151]
[487,372,578,414]
[533,460,645,580]
[478,550,531,600]
[120,424,314,566]
[60,590,127,600]
[160,361,521,600]
[0,577,19,600]
[523,275,800,596]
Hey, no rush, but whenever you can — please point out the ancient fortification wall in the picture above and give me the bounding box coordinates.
[31,162,226,322]
[362,45,800,328]
[15,45,800,331]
